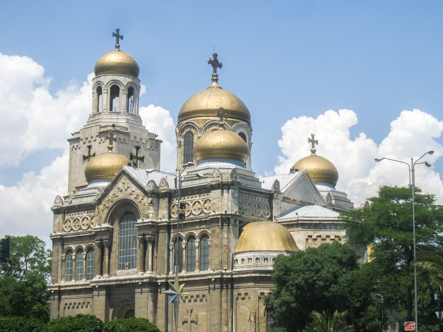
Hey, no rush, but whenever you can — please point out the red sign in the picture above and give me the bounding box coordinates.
[405,322,415,331]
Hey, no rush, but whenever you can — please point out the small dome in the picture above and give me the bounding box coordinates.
[94,50,140,77]
[235,221,298,253]
[292,154,339,187]
[178,80,251,123]
[85,152,129,183]
[194,129,249,163]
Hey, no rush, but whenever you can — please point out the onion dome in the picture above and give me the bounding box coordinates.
[84,152,129,182]
[94,29,139,77]
[291,134,339,187]
[235,221,298,253]
[193,129,249,163]
[178,53,250,123]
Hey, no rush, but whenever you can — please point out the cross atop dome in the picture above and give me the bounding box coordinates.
[308,133,318,155]
[112,28,123,50]
[208,53,223,83]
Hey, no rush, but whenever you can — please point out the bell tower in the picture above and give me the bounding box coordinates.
[67,29,162,193]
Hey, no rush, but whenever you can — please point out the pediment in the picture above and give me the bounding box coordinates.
[281,170,326,205]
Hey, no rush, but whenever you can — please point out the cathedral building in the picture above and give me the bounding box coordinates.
[49,31,354,332]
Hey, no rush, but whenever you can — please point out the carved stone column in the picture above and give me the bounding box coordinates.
[94,240,103,277]
[169,243,174,275]
[61,253,66,281]
[146,235,154,272]
[182,241,187,273]
[103,239,110,277]
[195,240,200,272]
[137,235,145,274]
[72,253,77,281]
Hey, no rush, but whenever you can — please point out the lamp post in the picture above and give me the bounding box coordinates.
[375,150,434,331]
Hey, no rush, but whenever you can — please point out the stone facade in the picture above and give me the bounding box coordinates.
[49,41,355,332]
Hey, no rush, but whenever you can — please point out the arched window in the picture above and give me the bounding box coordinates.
[183,131,194,164]
[75,251,84,281]
[127,87,134,113]
[96,86,102,113]
[238,132,247,142]
[86,250,94,280]
[118,213,137,270]
[173,237,183,273]
[186,238,196,272]
[110,85,120,112]
[65,252,73,282]
[200,236,209,271]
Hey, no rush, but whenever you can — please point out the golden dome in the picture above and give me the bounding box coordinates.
[235,221,298,253]
[84,152,129,183]
[178,80,251,123]
[292,154,339,186]
[194,129,249,163]
[94,50,140,77]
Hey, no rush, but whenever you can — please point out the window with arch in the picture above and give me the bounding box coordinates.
[127,87,134,113]
[118,213,137,270]
[86,249,94,280]
[110,85,120,112]
[96,86,102,113]
[183,131,194,164]
[238,132,247,143]
[65,252,73,282]
[200,236,209,271]
[186,238,196,272]
[75,251,84,281]
[173,237,183,273]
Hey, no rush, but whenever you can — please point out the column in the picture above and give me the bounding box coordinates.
[103,240,110,277]
[182,241,187,273]
[72,253,77,281]
[169,243,174,275]
[195,240,200,272]
[146,235,154,272]
[94,240,103,277]
[137,235,145,274]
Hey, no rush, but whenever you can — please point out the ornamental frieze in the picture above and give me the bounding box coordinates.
[170,194,211,218]
[238,193,271,219]
[63,211,96,232]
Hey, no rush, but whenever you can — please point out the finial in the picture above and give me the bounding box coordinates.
[106,131,117,152]
[112,29,124,50]
[308,133,318,155]
[208,53,223,83]
[217,108,227,129]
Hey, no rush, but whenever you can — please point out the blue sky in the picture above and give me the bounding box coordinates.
[1,1,443,243]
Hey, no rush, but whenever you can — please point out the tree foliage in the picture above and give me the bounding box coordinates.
[342,185,443,328]
[265,242,387,331]
[105,317,161,332]
[417,253,443,290]
[0,235,51,321]
[303,311,354,332]
[47,314,105,332]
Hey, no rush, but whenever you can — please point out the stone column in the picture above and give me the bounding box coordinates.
[195,240,200,272]
[72,253,77,281]
[169,243,174,275]
[61,254,66,281]
[146,235,154,272]
[94,240,103,277]
[137,235,145,274]
[83,253,87,281]
[103,240,110,277]
[182,241,187,273]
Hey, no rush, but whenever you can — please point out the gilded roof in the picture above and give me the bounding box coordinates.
[194,129,249,163]
[84,152,129,182]
[235,221,298,253]
[178,80,251,123]
[94,50,140,77]
[292,154,339,187]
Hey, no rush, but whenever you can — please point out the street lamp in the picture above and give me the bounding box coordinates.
[375,150,434,331]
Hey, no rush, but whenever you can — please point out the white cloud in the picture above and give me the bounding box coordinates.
[275,109,443,206]
[140,104,177,173]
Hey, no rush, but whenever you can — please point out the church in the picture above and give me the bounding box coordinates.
[48,30,354,332]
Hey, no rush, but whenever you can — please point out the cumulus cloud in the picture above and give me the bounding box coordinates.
[275,109,443,206]
[140,104,177,172]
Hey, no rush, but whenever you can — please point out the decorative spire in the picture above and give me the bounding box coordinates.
[308,133,318,155]
[208,53,223,83]
[112,28,123,50]
[106,131,117,152]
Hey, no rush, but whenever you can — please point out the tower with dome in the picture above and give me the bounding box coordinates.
[49,30,355,331]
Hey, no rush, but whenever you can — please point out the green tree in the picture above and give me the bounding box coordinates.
[0,235,51,321]
[105,317,161,331]
[264,242,387,332]
[417,253,443,290]
[304,311,354,332]
[342,186,443,329]
[47,314,104,332]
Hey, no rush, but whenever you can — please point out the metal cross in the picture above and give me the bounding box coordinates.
[308,133,318,155]
[217,107,227,128]
[82,145,95,163]
[130,146,145,167]
[112,29,123,50]
[208,53,223,74]
[182,309,198,332]
[106,131,117,152]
